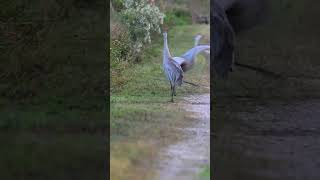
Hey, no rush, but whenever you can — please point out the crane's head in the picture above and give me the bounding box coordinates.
[194,34,203,41]
[163,31,167,38]
[194,34,203,39]
[193,34,203,46]
[161,23,169,33]
[162,26,168,39]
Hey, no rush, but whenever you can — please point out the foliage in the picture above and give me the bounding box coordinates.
[164,7,192,26]
[110,22,132,64]
[110,21,136,93]
[111,0,125,12]
[119,0,165,53]
[199,166,210,180]
[110,0,165,92]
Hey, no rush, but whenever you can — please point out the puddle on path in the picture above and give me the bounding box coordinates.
[156,94,210,180]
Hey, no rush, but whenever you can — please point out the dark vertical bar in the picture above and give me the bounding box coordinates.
[0,0,109,179]
[106,0,111,178]
[211,0,320,179]
[210,0,215,179]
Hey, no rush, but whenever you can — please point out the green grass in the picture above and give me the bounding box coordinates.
[199,166,210,180]
[164,7,193,26]
[111,24,210,180]
[111,24,210,124]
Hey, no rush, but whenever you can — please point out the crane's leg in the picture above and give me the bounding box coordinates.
[171,85,175,102]
[169,83,174,102]
[173,86,177,96]
[171,89,174,102]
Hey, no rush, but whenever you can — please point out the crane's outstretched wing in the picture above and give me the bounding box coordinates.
[172,57,186,66]
[201,49,210,61]
[180,45,210,63]
[194,35,210,60]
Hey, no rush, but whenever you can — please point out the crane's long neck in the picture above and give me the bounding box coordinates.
[194,35,202,47]
[163,32,171,63]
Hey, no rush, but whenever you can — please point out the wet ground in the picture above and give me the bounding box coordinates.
[156,94,210,180]
[213,98,320,180]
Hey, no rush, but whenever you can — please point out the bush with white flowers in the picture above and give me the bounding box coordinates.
[119,0,165,53]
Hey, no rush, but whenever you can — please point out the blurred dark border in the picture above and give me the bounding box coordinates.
[211,0,320,179]
[0,0,109,179]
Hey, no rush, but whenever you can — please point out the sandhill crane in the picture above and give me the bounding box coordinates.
[162,31,210,102]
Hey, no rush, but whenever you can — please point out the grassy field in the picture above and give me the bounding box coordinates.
[111,24,210,180]
[199,165,210,180]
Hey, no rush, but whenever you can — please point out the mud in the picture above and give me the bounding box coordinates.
[156,94,210,180]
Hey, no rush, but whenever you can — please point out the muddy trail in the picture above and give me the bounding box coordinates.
[213,98,320,180]
[156,94,210,180]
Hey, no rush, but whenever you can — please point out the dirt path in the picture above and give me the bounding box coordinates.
[214,98,320,180]
[155,94,210,180]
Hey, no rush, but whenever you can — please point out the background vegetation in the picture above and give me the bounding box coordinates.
[110,0,198,93]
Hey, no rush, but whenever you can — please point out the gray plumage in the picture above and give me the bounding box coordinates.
[194,34,203,47]
[179,44,210,72]
[163,32,184,102]
[162,32,210,102]
[194,34,210,61]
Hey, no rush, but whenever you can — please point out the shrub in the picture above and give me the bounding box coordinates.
[110,22,133,93]
[110,0,165,92]
[110,22,133,65]
[111,0,125,12]
[164,7,192,26]
[119,0,165,53]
